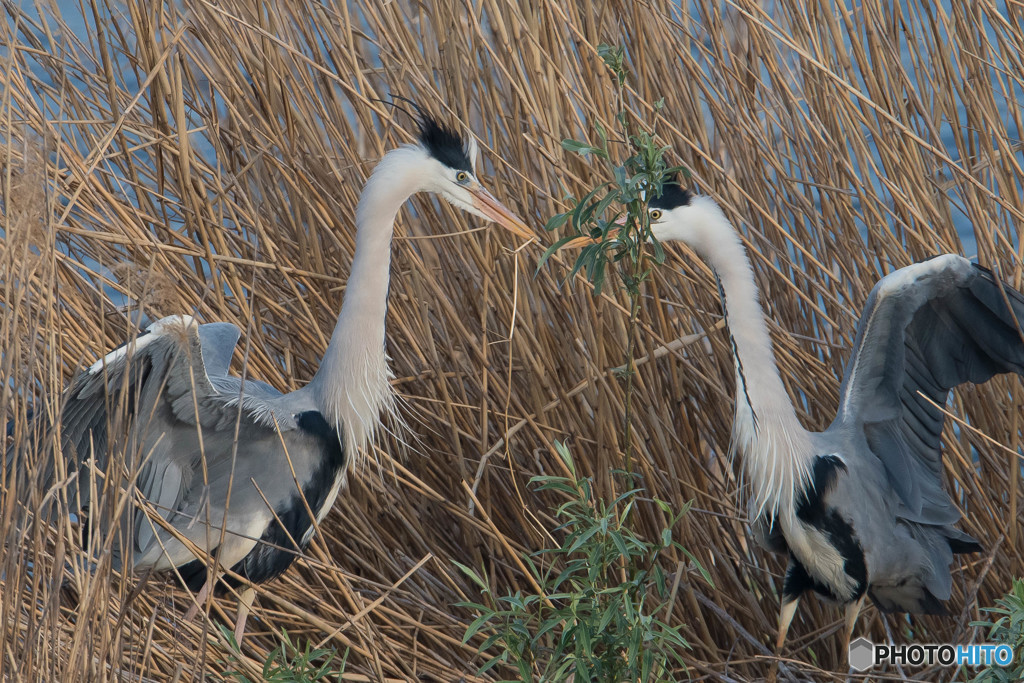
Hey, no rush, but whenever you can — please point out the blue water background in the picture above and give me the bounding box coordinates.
[4,3,1021,510]
[8,1,1022,267]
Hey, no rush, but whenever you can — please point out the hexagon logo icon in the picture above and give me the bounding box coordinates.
[848,637,874,672]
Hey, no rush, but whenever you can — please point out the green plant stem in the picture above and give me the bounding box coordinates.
[621,254,644,477]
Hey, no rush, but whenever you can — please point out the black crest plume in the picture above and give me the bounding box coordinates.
[385,95,472,172]
[650,175,693,211]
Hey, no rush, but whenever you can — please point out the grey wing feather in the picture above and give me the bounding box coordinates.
[832,254,1024,523]
[198,323,241,377]
[210,374,284,400]
[198,323,283,397]
[52,315,303,568]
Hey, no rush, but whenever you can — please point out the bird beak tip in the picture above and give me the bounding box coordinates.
[471,186,533,241]
[562,228,621,249]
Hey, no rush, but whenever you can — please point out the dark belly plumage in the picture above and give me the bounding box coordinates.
[784,455,868,603]
[178,410,345,592]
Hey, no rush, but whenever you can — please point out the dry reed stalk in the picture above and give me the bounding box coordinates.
[1,0,1022,680]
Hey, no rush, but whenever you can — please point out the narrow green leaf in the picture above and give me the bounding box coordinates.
[561,139,606,157]
[453,561,489,590]
[537,234,581,273]
[543,210,571,233]
[683,547,714,587]
[553,440,575,477]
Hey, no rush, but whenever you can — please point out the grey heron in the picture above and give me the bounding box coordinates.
[570,184,1023,656]
[7,111,531,641]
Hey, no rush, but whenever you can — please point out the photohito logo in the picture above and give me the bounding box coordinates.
[848,637,1015,672]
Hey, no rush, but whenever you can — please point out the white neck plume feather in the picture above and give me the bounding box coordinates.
[309,146,432,462]
[690,201,815,525]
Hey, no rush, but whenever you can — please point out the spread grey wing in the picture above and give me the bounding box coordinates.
[831,255,1024,524]
[55,316,294,560]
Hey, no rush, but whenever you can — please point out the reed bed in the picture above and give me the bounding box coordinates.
[1,0,1023,680]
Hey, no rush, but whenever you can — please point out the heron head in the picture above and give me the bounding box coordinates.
[414,114,532,240]
[563,180,725,254]
[646,186,734,257]
[646,183,696,242]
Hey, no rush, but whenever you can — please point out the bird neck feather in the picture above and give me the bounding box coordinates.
[701,218,813,524]
[310,146,428,460]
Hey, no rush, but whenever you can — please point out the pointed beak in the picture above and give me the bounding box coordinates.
[468,183,533,240]
[562,214,627,249]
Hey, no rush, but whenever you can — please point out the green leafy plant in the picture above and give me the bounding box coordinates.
[541,43,685,473]
[970,579,1024,682]
[456,44,705,682]
[457,442,709,682]
[219,626,348,683]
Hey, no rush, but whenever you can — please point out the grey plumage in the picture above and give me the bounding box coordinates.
[803,255,1018,612]
[197,322,241,377]
[610,188,1023,651]
[54,315,318,580]
[835,257,1023,526]
[4,111,531,640]
[199,322,283,398]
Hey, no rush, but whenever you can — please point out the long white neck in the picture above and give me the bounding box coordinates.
[695,206,813,523]
[309,146,427,458]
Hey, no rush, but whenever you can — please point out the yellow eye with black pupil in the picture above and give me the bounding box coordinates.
[650,209,663,221]
[456,171,468,182]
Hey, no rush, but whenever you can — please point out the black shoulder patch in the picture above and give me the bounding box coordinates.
[295,411,345,470]
[229,410,348,584]
[233,413,348,585]
[417,114,472,172]
[650,183,693,211]
[795,454,847,523]
[793,455,867,601]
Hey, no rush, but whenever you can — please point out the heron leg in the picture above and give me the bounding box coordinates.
[184,576,214,622]
[233,585,257,643]
[777,557,813,652]
[776,596,800,651]
[844,594,866,654]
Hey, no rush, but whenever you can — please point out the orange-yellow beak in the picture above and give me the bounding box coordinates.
[468,183,533,240]
[562,214,627,248]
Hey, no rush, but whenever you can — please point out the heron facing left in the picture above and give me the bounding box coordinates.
[569,183,1024,660]
[5,109,531,641]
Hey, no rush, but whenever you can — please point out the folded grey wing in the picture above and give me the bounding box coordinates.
[832,255,1024,524]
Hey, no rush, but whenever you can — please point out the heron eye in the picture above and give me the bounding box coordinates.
[650,209,663,221]
[456,171,469,183]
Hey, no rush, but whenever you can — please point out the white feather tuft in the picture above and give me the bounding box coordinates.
[686,201,816,526]
[88,315,196,374]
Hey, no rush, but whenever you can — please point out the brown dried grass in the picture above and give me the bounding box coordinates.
[1,0,1022,680]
